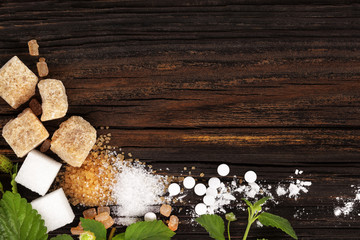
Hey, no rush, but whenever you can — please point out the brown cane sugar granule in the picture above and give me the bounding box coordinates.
[37,58,49,77]
[40,139,51,153]
[29,98,42,116]
[58,135,117,206]
[28,39,39,56]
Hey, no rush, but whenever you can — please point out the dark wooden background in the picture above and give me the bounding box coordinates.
[1,1,360,239]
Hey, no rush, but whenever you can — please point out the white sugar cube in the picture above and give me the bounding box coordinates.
[15,150,61,196]
[31,188,75,232]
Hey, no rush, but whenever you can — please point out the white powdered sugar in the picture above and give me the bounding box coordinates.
[334,186,360,217]
[111,160,168,225]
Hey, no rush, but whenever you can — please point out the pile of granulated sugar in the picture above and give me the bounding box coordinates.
[334,186,360,217]
[111,158,169,226]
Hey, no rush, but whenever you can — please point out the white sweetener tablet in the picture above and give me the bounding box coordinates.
[168,183,181,196]
[244,170,257,183]
[183,176,196,189]
[144,212,157,221]
[206,187,218,197]
[208,177,221,189]
[195,203,207,215]
[217,164,230,176]
[194,183,207,196]
[203,195,216,206]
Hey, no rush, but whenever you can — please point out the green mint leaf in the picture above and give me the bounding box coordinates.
[50,234,74,240]
[195,214,225,240]
[80,217,106,240]
[112,232,125,240]
[125,220,175,240]
[258,212,298,239]
[225,212,237,222]
[0,154,13,174]
[0,191,48,240]
[241,198,253,208]
[80,231,96,240]
[252,196,270,214]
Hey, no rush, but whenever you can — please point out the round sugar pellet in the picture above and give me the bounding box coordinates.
[217,164,230,176]
[194,183,207,196]
[206,187,218,197]
[208,177,221,189]
[203,195,216,206]
[183,176,196,189]
[144,212,157,221]
[168,183,181,196]
[195,203,207,215]
[244,170,257,183]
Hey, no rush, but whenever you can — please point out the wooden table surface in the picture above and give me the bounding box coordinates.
[1,1,360,239]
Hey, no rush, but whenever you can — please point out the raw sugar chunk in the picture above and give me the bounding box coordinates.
[51,116,96,167]
[38,79,68,121]
[31,188,75,232]
[15,150,61,196]
[37,58,49,77]
[2,108,49,157]
[28,39,39,56]
[0,56,38,109]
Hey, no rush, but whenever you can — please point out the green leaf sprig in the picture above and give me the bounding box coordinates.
[195,197,298,240]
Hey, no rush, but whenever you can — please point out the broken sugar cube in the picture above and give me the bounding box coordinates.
[70,226,84,235]
[15,150,61,196]
[97,206,110,215]
[83,208,97,219]
[160,204,172,217]
[95,212,110,222]
[37,58,49,77]
[38,79,68,121]
[51,116,96,167]
[0,56,38,109]
[101,216,115,229]
[2,108,49,157]
[28,39,39,56]
[168,215,179,231]
[31,188,75,232]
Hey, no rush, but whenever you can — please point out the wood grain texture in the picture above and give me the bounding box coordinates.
[1,1,360,239]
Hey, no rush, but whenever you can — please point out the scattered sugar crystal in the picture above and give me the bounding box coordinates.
[183,176,196,189]
[244,170,257,183]
[31,188,75,232]
[194,183,207,196]
[295,169,299,175]
[288,183,301,198]
[15,150,61,196]
[276,186,287,196]
[256,220,263,227]
[144,212,157,221]
[208,177,221,189]
[195,203,207,215]
[217,164,230,176]
[168,183,181,196]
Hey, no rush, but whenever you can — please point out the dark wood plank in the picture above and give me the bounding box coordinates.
[1,1,360,239]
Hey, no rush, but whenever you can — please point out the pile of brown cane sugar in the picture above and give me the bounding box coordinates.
[58,132,118,206]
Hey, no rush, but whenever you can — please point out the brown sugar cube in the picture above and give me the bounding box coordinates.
[101,216,115,229]
[70,226,84,235]
[0,56,38,109]
[2,108,49,157]
[83,208,97,219]
[28,40,39,56]
[51,116,96,167]
[160,204,172,217]
[95,212,110,222]
[39,139,51,153]
[38,79,68,121]
[97,206,110,215]
[29,98,42,116]
[37,59,49,77]
[168,215,179,231]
